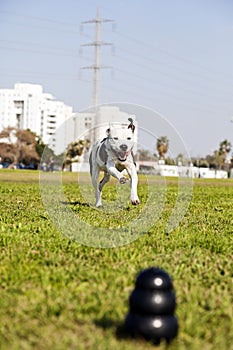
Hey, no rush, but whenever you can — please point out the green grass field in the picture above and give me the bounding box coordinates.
[0,170,232,350]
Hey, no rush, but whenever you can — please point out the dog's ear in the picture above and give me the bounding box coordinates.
[128,117,135,133]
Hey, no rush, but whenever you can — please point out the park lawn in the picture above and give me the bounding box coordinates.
[0,170,232,350]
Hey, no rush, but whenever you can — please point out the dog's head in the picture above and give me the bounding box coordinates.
[106,118,135,162]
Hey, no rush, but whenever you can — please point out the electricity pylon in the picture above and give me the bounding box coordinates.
[81,8,114,109]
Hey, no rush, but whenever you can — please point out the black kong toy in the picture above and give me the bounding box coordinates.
[124,267,179,344]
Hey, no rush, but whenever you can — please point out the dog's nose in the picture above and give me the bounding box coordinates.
[120,144,128,151]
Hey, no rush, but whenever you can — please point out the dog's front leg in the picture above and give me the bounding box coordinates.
[106,161,127,184]
[126,163,140,205]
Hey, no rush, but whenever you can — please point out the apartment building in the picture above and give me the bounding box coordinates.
[0,83,73,154]
[0,84,138,156]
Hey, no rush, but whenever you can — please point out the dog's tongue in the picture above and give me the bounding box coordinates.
[119,151,129,160]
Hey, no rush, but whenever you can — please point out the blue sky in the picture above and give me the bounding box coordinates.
[0,0,233,156]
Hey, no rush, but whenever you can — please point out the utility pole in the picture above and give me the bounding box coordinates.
[81,8,114,108]
[81,8,114,144]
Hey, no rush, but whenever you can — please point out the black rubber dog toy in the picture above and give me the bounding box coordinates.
[124,267,179,344]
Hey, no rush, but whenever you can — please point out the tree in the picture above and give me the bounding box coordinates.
[203,140,231,170]
[137,149,157,161]
[35,136,47,158]
[0,127,40,167]
[165,157,176,165]
[0,143,16,163]
[219,139,231,160]
[156,136,169,160]
[206,140,232,170]
[63,139,91,169]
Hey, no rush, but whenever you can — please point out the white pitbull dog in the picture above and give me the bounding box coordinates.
[89,118,140,207]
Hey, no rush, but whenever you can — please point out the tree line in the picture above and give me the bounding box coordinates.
[0,127,90,170]
[0,127,232,171]
[138,136,233,170]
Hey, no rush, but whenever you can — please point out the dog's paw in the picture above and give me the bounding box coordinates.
[119,177,127,184]
[131,198,140,205]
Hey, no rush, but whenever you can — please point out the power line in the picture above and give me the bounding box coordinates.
[1,8,232,83]
[0,39,79,56]
[1,8,232,119]
[113,67,233,105]
[2,9,232,87]
[0,40,232,108]
[111,29,233,82]
[113,45,233,91]
[0,44,78,58]
[100,46,233,102]
[0,10,78,28]
[2,34,232,95]
[100,80,232,117]
[1,36,232,103]
[0,69,91,82]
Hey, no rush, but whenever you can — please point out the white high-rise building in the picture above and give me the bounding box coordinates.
[0,83,73,154]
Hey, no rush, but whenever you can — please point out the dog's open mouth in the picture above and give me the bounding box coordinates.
[117,151,130,162]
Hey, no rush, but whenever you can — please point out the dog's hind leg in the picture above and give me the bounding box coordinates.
[99,171,110,192]
[91,165,103,207]
[94,171,110,207]
[90,146,102,207]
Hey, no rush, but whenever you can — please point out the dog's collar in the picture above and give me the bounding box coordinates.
[101,137,108,143]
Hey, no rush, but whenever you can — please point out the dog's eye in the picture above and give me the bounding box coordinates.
[127,137,131,140]
[113,137,118,140]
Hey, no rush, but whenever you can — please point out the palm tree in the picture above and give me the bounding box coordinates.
[219,139,231,157]
[218,139,231,170]
[156,136,169,160]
